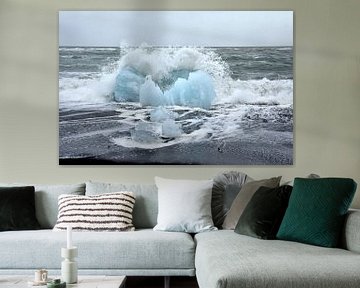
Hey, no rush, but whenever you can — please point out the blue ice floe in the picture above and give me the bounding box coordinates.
[162,70,215,109]
[139,76,164,107]
[114,67,216,110]
[114,67,145,102]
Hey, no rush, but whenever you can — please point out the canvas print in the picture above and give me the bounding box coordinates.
[59,11,293,165]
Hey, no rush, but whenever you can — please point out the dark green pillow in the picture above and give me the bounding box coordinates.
[0,186,41,231]
[235,185,292,239]
[277,178,357,247]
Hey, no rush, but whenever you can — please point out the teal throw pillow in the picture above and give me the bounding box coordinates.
[277,178,357,247]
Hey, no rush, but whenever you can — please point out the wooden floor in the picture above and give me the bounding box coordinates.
[126,276,199,288]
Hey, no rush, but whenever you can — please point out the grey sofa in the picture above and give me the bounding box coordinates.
[195,212,360,288]
[0,182,195,280]
[0,181,360,288]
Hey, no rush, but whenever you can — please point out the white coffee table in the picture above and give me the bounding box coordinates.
[0,275,126,288]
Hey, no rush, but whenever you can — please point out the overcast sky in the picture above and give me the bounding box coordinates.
[59,11,293,47]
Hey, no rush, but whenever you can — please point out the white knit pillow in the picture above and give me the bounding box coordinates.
[153,177,217,233]
[53,192,135,231]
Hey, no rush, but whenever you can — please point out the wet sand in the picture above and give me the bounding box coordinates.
[59,106,292,165]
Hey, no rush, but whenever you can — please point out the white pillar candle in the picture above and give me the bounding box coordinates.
[67,225,72,249]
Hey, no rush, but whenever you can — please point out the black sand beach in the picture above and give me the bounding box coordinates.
[59,105,293,165]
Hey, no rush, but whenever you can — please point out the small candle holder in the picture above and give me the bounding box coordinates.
[61,247,78,284]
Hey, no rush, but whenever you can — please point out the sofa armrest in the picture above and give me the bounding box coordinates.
[342,209,360,253]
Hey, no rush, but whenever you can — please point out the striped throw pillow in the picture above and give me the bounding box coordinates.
[53,192,136,231]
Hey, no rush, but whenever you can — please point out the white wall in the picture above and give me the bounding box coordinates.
[0,0,359,207]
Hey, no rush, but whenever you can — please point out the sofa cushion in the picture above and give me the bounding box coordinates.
[0,229,195,272]
[86,182,158,229]
[234,185,292,239]
[222,176,281,229]
[0,186,40,231]
[0,183,86,229]
[277,178,357,247]
[195,230,360,288]
[153,177,216,233]
[53,192,136,232]
[212,171,251,228]
[342,209,360,253]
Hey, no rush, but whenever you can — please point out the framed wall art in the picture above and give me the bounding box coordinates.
[59,11,293,165]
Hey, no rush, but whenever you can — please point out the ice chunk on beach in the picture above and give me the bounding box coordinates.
[140,75,164,107]
[131,117,182,143]
[114,67,145,102]
[135,122,162,134]
[150,107,178,122]
[162,119,182,138]
[165,71,216,109]
[131,122,162,143]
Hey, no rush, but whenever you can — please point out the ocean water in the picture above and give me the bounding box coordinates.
[59,46,293,164]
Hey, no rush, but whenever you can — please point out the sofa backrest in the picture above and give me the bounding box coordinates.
[0,182,86,229]
[86,181,158,229]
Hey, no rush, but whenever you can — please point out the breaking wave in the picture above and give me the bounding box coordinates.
[59,46,293,108]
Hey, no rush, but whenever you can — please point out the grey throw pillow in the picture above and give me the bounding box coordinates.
[153,177,217,233]
[222,176,281,230]
[212,171,252,228]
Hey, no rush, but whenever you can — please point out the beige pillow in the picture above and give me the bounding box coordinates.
[222,176,281,230]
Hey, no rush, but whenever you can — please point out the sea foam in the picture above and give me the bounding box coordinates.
[59,46,292,109]
[218,78,293,106]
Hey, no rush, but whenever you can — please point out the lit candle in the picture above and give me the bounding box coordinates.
[67,225,72,249]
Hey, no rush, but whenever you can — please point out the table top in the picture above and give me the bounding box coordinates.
[0,275,126,288]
